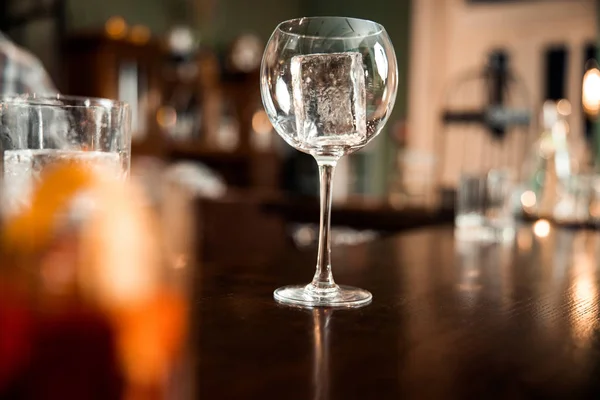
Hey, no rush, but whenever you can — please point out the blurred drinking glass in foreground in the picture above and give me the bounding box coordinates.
[0,97,195,399]
[0,95,131,215]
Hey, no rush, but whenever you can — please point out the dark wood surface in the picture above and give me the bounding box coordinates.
[261,194,455,232]
[196,224,600,399]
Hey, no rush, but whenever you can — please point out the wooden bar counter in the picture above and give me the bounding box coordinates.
[4,222,600,399]
[196,224,600,399]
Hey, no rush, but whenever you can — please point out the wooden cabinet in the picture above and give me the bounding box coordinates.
[64,33,282,192]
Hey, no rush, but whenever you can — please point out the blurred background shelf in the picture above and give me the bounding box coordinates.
[261,194,454,232]
[166,142,253,160]
[167,142,281,190]
[2,0,597,236]
[62,31,283,192]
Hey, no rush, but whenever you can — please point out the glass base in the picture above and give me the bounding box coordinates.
[274,284,372,308]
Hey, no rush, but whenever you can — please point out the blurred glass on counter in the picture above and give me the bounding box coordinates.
[388,149,436,209]
[0,158,197,399]
[387,119,437,209]
[456,174,485,236]
[519,100,595,224]
[455,169,514,242]
[590,177,600,224]
[553,174,593,223]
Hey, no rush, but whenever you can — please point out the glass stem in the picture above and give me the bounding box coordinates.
[311,158,338,291]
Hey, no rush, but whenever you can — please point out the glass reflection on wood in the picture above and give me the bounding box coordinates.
[312,308,331,400]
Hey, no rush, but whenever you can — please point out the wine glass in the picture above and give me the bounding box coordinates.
[260,17,398,308]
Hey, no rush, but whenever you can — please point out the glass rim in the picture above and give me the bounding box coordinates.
[0,94,129,110]
[276,16,385,40]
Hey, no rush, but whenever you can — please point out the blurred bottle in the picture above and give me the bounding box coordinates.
[522,100,593,222]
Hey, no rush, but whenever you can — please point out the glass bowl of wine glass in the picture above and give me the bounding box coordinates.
[260,16,398,308]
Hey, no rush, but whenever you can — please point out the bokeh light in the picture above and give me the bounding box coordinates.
[156,106,177,129]
[105,16,128,40]
[520,190,536,209]
[129,25,151,45]
[533,219,551,238]
[583,68,600,117]
[252,110,272,135]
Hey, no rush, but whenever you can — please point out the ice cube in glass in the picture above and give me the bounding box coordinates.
[291,52,366,148]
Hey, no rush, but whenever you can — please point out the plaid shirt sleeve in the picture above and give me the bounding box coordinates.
[0,35,57,96]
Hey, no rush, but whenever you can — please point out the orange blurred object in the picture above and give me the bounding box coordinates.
[113,290,188,389]
[105,16,128,40]
[129,25,151,45]
[2,162,97,254]
[1,161,192,399]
